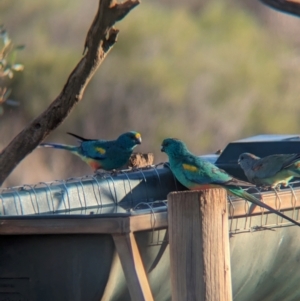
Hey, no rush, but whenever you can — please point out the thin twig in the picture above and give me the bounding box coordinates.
[260,0,300,16]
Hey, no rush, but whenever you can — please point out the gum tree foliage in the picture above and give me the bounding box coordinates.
[0,25,24,115]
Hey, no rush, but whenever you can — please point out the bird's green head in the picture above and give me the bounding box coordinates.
[117,131,142,149]
[161,138,188,157]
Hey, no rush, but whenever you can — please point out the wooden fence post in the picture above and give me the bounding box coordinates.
[168,189,232,301]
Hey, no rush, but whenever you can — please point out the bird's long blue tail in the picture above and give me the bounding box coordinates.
[39,143,77,153]
[227,187,300,227]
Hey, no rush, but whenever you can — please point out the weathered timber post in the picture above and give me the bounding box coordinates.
[168,189,232,301]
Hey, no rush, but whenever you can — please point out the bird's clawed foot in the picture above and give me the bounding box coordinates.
[94,169,108,178]
[110,169,120,176]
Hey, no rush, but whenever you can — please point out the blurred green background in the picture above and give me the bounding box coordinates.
[1,0,300,186]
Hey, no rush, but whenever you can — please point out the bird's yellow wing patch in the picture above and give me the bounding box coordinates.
[95,147,106,155]
[182,163,198,172]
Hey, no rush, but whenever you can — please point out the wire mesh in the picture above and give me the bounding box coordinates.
[228,181,300,234]
[0,165,177,216]
[1,165,300,236]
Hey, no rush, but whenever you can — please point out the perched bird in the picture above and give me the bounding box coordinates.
[161,138,300,227]
[238,152,300,188]
[39,131,142,171]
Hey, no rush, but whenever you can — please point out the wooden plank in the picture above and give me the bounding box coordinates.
[168,190,232,301]
[0,213,168,235]
[0,217,129,235]
[113,232,154,301]
[130,211,168,232]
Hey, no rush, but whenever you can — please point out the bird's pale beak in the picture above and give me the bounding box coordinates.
[136,137,142,144]
[237,159,240,165]
[161,145,165,152]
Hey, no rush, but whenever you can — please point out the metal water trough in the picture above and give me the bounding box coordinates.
[1,134,300,301]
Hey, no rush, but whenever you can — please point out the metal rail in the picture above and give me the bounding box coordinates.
[1,166,300,235]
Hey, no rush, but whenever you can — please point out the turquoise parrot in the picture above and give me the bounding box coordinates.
[161,138,300,227]
[39,131,142,171]
[238,152,300,188]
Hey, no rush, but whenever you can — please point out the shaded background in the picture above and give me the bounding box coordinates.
[1,0,300,187]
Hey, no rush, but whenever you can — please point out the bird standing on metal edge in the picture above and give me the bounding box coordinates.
[39,131,142,171]
[161,138,300,227]
[238,152,300,189]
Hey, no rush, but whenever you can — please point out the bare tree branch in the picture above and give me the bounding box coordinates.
[259,0,300,16]
[0,0,140,186]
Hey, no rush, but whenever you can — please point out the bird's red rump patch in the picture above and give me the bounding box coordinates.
[89,161,102,171]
